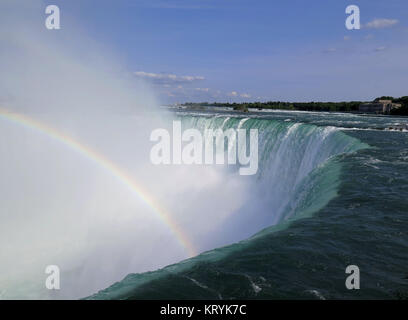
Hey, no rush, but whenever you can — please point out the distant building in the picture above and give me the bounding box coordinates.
[359,100,402,114]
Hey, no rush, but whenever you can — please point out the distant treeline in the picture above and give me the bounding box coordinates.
[182,96,408,115]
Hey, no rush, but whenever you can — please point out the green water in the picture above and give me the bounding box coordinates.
[89,109,408,300]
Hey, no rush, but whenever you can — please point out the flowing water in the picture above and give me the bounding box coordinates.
[88,109,408,300]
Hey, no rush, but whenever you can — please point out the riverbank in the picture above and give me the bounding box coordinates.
[180,96,408,116]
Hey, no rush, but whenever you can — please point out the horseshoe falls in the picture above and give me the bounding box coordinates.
[87,110,408,300]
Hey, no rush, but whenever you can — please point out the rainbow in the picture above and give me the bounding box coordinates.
[0,108,197,257]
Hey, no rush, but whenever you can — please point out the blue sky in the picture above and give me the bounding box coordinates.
[43,0,408,103]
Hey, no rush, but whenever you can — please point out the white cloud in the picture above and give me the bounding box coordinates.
[375,46,386,52]
[323,48,337,53]
[365,19,399,29]
[226,91,252,99]
[195,87,209,92]
[134,71,205,84]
